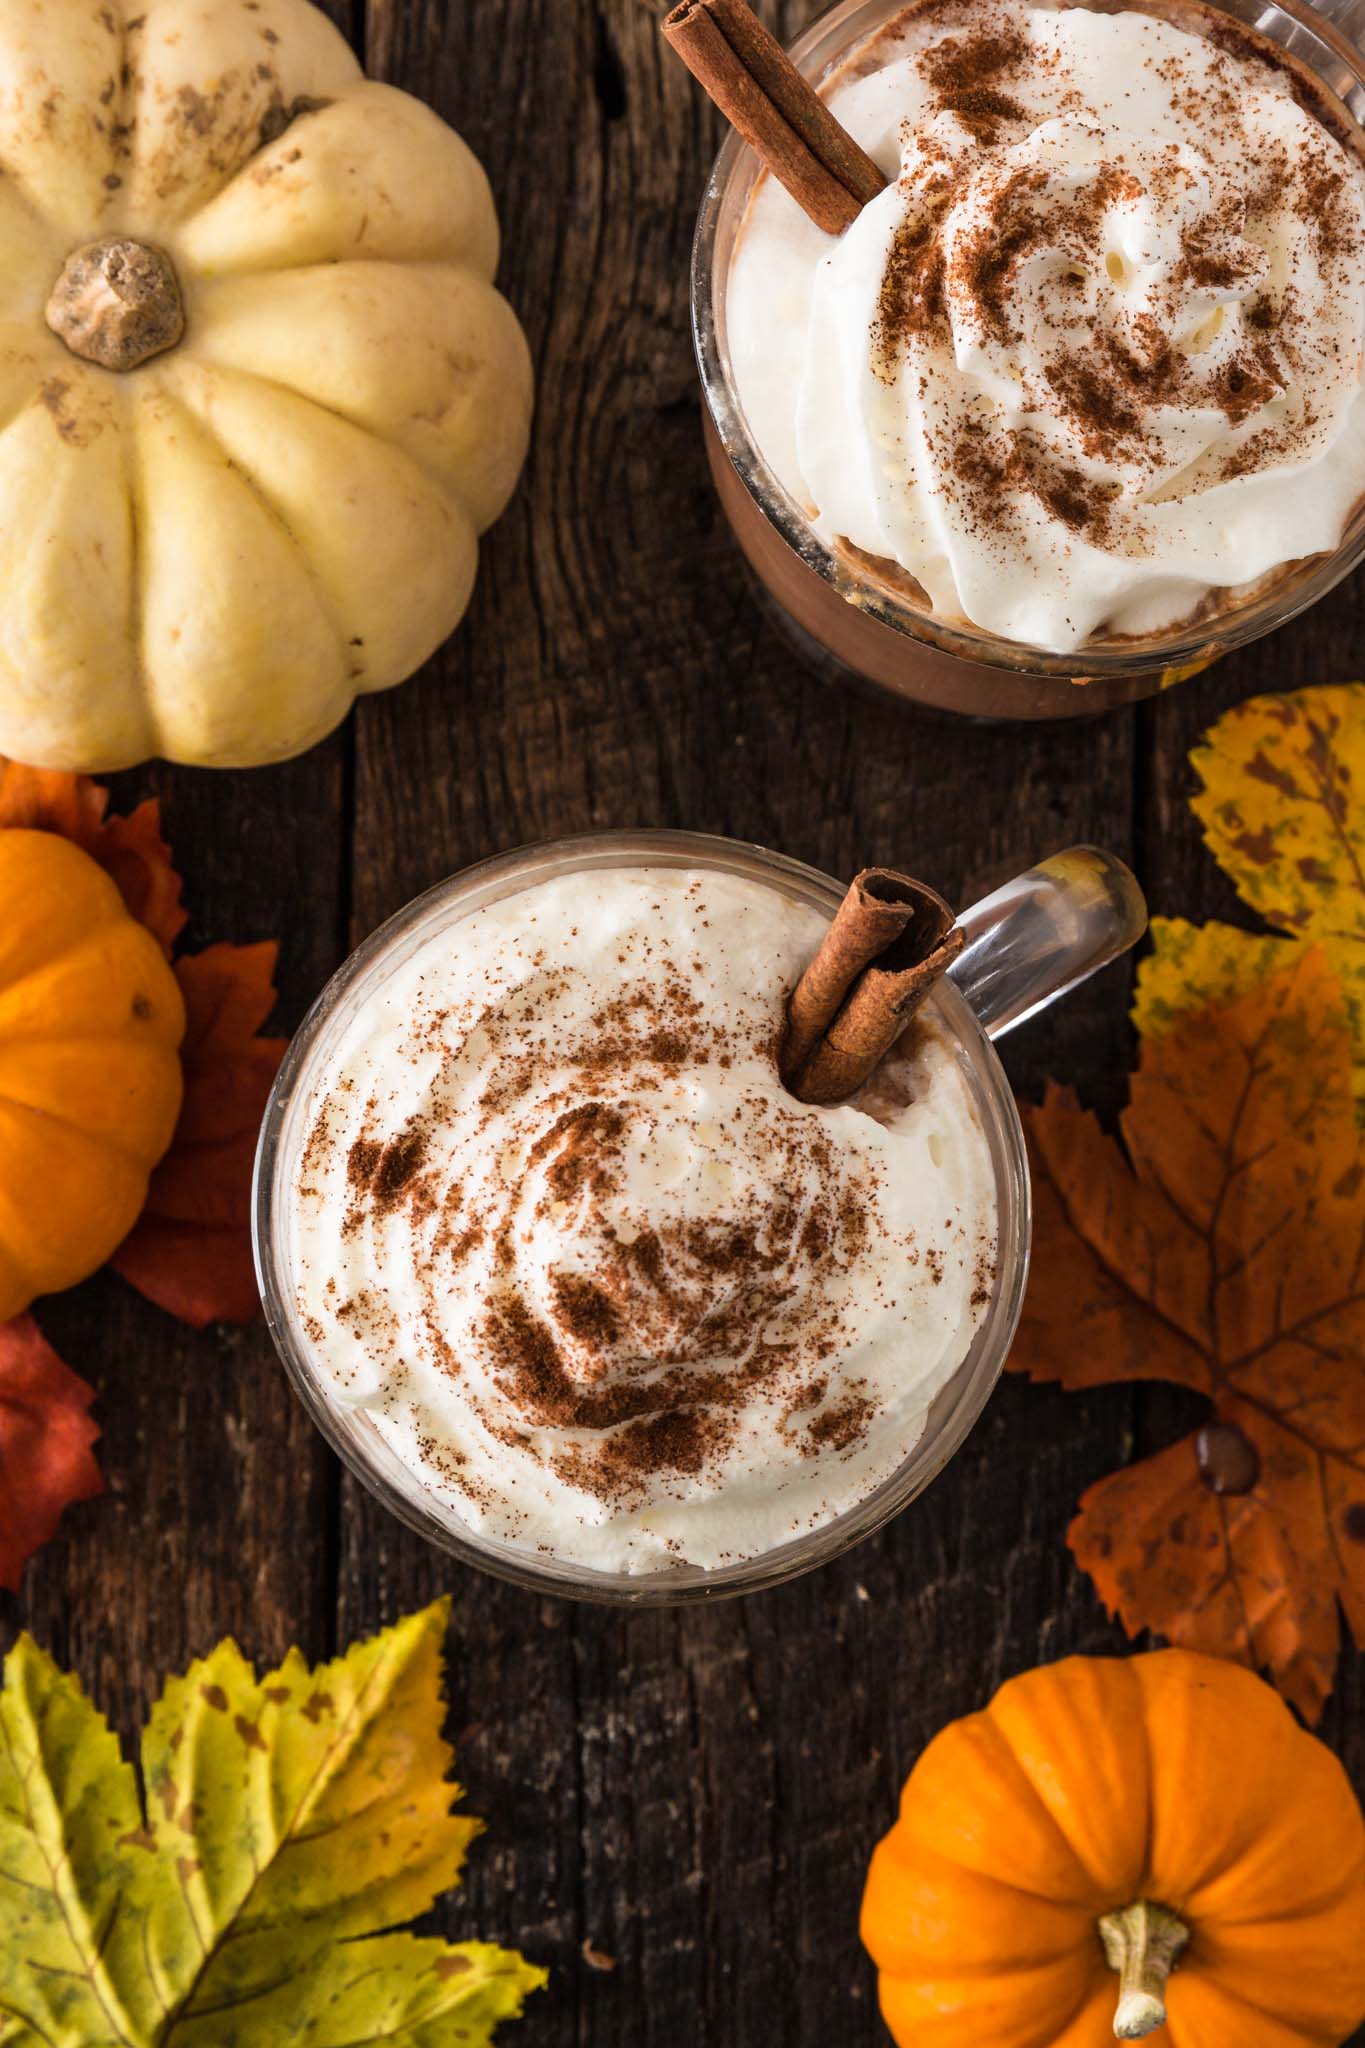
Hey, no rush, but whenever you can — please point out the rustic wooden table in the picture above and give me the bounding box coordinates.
[4,2,1364,2042]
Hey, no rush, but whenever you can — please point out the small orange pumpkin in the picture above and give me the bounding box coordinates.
[862,1650,1365,2047]
[0,830,185,1319]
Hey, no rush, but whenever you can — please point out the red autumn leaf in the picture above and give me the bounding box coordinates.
[0,758,186,955]
[110,944,288,1328]
[1009,946,1365,1722]
[0,1314,102,1589]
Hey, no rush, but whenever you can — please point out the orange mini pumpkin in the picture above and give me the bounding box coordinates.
[863,1650,1365,2047]
[0,830,185,1319]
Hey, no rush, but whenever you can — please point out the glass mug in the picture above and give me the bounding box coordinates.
[692,0,1365,720]
[253,830,1146,1604]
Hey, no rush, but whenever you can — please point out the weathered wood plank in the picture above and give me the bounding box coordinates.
[346,4,1141,2041]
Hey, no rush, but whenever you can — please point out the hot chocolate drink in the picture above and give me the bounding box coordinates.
[699,0,1365,709]
[287,867,998,1575]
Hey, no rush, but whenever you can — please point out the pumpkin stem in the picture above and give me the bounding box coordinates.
[46,238,185,372]
[1099,1900,1190,2040]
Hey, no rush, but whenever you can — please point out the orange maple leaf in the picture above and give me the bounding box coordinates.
[110,944,288,1328]
[0,1315,102,1590]
[0,758,186,954]
[1010,946,1365,1722]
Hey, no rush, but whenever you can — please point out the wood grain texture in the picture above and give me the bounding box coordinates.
[0,0,1362,2042]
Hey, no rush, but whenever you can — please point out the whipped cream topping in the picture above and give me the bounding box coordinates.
[727,1,1365,651]
[289,868,998,1574]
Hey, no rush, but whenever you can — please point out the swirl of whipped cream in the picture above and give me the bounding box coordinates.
[728,2,1365,650]
[397,1057,885,1442]
[290,870,997,1573]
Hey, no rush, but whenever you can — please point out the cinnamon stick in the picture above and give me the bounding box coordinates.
[662,0,887,236]
[782,870,963,1105]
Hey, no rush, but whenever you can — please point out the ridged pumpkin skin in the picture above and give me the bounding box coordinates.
[862,1651,1365,2048]
[0,0,532,770]
[0,831,185,1317]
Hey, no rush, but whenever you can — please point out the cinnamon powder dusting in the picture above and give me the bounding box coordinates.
[918,23,1029,142]
[310,947,917,1513]
[856,0,1365,555]
[294,874,1001,1561]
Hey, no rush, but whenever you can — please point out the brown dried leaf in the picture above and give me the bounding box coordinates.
[110,944,287,1326]
[1011,947,1365,1720]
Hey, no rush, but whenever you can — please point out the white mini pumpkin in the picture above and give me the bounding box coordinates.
[0,0,533,769]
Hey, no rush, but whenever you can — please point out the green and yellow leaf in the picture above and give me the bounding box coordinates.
[1191,683,1365,1092]
[0,1600,546,2047]
[1130,916,1298,1039]
[172,1938,545,2048]
[0,1634,145,2044]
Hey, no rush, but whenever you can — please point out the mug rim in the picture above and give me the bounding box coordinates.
[690,0,1365,683]
[252,828,1032,1606]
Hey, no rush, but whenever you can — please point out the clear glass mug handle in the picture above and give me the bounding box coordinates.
[949,846,1148,1040]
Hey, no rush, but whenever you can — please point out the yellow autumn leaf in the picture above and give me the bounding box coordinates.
[1191,682,1365,1092]
[1131,916,1298,1039]
[0,1600,546,2046]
